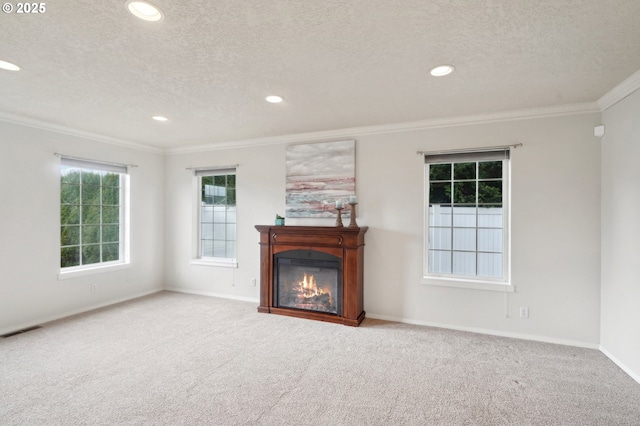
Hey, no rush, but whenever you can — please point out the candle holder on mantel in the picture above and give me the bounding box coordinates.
[348,202,358,228]
[335,206,344,227]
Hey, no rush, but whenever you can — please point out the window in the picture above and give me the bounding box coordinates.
[424,149,509,284]
[60,157,128,270]
[196,168,236,264]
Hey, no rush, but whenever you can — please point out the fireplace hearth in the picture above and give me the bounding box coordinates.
[256,225,368,326]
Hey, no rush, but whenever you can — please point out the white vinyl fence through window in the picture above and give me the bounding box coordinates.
[428,205,503,277]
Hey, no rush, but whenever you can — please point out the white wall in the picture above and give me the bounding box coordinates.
[600,88,640,380]
[0,121,165,334]
[165,112,602,346]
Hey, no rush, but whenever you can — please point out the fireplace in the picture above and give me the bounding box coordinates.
[275,250,342,315]
[256,225,368,326]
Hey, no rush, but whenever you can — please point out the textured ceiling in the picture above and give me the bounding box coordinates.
[1,0,639,150]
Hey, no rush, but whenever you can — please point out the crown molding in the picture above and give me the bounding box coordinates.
[0,112,164,154]
[597,69,640,111]
[0,101,601,156]
[166,102,599,155]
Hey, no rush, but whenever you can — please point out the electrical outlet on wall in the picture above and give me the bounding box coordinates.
[91,283,97,293]
[251,278,257,287]
[519,307,529,318]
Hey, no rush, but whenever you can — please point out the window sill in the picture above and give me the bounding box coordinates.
[58,262,130,280]
[421,276,513,292]
[190,258,238,268]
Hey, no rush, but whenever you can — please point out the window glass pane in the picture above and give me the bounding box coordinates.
[61,205,80,225]
[429,250,452,274]
[201,206,214,223]
[226,207,236,224]
[453,251,476,275]
[102,206,119,224]
[213,240,226,257]
[453,228,476,251]
[82,225,100,244]
[477,253,503,277]
[102,225,119,243]
[61,246,80,268]
[454,182,476,204]
[82,245,100,265]
[429,164,451,181]
[213,206,226,223]
[102,243,119,262]
[213,175,226,187]
[102,186,119,205]
[478,181,502,204]
[429,204,451,227]
[227,188,236,205]
[226,241,236,258]
[478,229,503,252]
[429,182,451,204]
[454,162,475,180]
[479,161,502,179]
[102,173,120,187]
[213,223,226,238]
[429,228,451,250]
[453,206,476,227]
[201,224,213,239]
[201,240,214,257]
[478,206,503,227]
[82,205,100,224]
[61,226,79,246]
[82,184,100,205]
[202,177,214,205]
[81,171,100,186]
[61,184,80,204]
[226,224,236,241]
[61,169,80,184]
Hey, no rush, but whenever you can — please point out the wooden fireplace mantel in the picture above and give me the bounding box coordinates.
[255,225,368,326]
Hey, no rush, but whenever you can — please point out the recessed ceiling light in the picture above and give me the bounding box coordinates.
[152,115,168,122]
[0,60,20,71]
[430,65,455,77]
[126,0,164,22]
[265,95,283,103]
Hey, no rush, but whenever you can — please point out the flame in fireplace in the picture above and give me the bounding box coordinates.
[298,273,332,303]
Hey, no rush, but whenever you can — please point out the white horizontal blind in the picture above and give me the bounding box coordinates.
[195,166,236,176]
[61,157,128,174]
[424,149,509,164]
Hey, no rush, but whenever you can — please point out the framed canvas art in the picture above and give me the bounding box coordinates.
[285,140,355,218]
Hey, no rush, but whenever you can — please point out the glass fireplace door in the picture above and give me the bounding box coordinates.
[274,251,341,315]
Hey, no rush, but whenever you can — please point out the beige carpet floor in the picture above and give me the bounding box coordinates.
[1,291,639,425]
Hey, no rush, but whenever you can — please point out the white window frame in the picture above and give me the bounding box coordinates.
[191,167,238,268]
[422,149,512,292]
[59,156,130,279]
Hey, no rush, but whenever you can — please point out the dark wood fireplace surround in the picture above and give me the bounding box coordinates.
[255,225,368,326]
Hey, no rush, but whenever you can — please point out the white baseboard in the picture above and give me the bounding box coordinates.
[366,312,600,349]
[165,286,260,304]
[599,345,640,385]
[0,288,162,336]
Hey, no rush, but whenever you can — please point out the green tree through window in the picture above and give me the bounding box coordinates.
[60,160,125,269]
